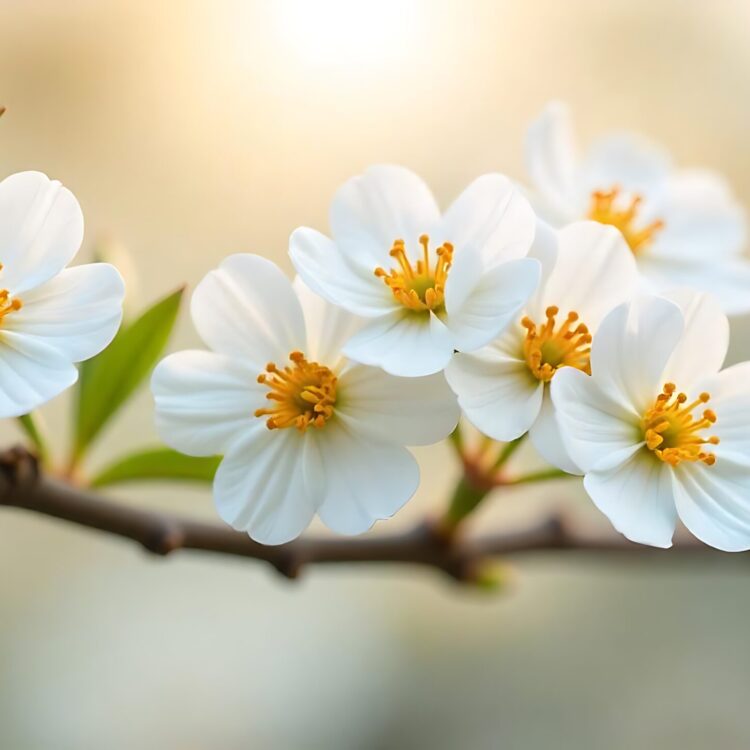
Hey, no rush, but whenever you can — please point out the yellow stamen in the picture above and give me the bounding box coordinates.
[588,186,664,254]
[255,351,337,432]
[374,234,453,312]
[521,306,592,382]
[0,264,21,324]
[642,383,719,466]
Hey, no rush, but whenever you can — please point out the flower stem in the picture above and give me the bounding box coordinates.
[493,435,525,469]
[506,468,569,485]
[441,475,491,533]
[17,412,51,467]
[448,424,464,456]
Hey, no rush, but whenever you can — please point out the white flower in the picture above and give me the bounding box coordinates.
[151,254,460,545]
[0,171,124,416]
[445,221,638,473]
[525,102,750,314]
[552,291,750,551]
[290,165,541,377]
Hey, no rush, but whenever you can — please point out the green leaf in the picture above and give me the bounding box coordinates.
[72,287,184,464]
[17,412,50,466]
[90,447,220,488]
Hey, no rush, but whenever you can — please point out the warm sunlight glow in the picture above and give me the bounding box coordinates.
[271,0,419,70]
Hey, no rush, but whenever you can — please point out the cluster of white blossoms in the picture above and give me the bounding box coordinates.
[150,103,750,548]
[5,104,748,552]
[150,103,750,549]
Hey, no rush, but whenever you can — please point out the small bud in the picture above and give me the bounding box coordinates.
[468,560,514,593]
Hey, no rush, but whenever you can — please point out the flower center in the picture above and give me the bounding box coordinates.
[374,234,453,312]
[521,306,592,382]
[587,186,664,254]
[255,351,337,432]
[642,383,719,466]
[0,264,22,324]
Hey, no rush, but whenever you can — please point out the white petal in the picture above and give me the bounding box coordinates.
[445,257,540,352]
[661,289,728,389]
[638,255,750,316]
[5,263,124,362]
[214,428,317,545]
[306,421,419,535]
[0,171,84,294]
[336,365,459,446]
[151,350,262,457]
[528,217,558,288]
[528,386,582,474]
[698,361,750,467]
[330,165,440,264]
[551,366,642,473]
[0,331,78,417]
[343,310,454,377]
[439,173,536,265]
[673,459,750,552]
[190,254,306,369]
[289,227,394,317]
[649,170,746,261]
[528,221,638,325]
[590,296,684,414]
[292,276,364,369]
[579,132,671,199]
[550,367,643,471]
[524,101,579,221]
[584,450,677,548]
[445,342,544,441]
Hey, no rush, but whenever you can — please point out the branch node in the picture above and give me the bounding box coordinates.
[275,561,302,580]
[142,523,185,556]
[0,445,40,499]
[546,512,571,548]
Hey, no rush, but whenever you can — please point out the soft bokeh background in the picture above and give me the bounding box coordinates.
[2,1,750,747]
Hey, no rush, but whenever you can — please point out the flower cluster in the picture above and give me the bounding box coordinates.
[150,102,750,549]
[151,103,750,548]
[5,103,750,552]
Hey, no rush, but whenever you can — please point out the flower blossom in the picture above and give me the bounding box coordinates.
[552,292,750,551]
[525,102,750,313]
[290,165,541,377]
[446,221,638,472]
[0,171,124,416]
[151,254,460,544]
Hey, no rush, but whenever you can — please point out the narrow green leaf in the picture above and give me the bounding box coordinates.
[72,287,184,464]
[17,412,50,466]
[90,447,220,488]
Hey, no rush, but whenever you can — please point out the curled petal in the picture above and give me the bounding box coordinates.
[343,310,454,377]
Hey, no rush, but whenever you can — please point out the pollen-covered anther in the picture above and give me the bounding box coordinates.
[521,305,592,382]
[642,383,720,466]
[374,234,454,312]
[0,288,21,324]
[255,350,337,432]
[587,186,664,254]
[0,262,21,324]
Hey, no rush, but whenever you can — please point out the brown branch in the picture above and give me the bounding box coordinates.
[0,446,738,583]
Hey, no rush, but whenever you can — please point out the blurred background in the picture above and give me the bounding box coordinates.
[2,0,750,747]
